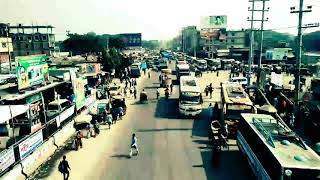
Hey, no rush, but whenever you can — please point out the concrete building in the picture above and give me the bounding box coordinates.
[0,23,55,57]
[181,26,199,56]
[0,37,13,63]
[226,30,249,49]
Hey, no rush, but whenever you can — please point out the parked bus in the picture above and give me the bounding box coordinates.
[238,113,320,180]
[194,59,207,71]
[176,64,191,80]
[179,76,202,116]
[221,59,235,70]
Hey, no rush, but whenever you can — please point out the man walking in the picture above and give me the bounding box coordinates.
[208,83,213,99]
[129,133,139,157]
[170,84,173,94]
[133,87,137,99]
[59,155,71,180]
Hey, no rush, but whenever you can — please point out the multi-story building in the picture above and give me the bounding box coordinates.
[0,23,55,57]
[226,29,249,49]
[0,37,13,64]
[181,26,199,56]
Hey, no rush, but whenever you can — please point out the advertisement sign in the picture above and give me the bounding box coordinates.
[74,78,86,110]
[271,72,283,87]
[16,55,49,90]
[86,63,100,74]
[272,48,290,60]
[0,147,15,173]
[18,130,43,160]
[200,29,227,40]
[200,15,227,29]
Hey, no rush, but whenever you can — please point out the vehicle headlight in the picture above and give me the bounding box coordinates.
[285,169,292,177]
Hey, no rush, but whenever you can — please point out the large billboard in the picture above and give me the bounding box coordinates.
[15,55,49,90]
[120,33,142,47]
[200,29,227,40]
[201,15,227,29]
[74,77,86,110]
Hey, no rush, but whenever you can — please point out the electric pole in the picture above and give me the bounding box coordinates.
[247,0,269,86]
[290,1,312,107]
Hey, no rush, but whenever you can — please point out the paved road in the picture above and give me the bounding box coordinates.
[30,63,253,180]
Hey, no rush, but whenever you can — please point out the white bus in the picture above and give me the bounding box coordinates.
[176,64,191,80]
[238,113,320,180]
[179,76,202,116]
[194,59,207,71]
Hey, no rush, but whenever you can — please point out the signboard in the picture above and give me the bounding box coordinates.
[86,63,100,74]
[74,78,86,110]
[200,15,227,29]
[15,55,49,90]
[56,105,75,127]
[26,93,42,104]
[200,29,227,40]
[18,130,43,160]
[272,48,290,60]
[0,147,15,173]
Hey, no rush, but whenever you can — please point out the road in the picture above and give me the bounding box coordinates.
[30,62,253,180]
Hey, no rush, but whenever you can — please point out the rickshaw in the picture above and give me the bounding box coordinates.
[160,69,172,88]
[140,91,148,103]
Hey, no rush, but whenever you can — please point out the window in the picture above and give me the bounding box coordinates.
[220,40,224,42]
[12,36,16,40]
[41,51,45,54]
[27,52,30,55]
[0,124,8,136]
[42,35,47,41]
[2,42,6,48]
[34,35,39,41]
[25,44,29,48]
[27,36,32,40]
[231,39,235,43]
[232,33,235,36]
[19,36,23,41]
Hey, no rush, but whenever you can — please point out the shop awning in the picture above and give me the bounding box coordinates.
[1,105,30,123]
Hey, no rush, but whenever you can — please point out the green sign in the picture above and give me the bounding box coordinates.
[16,55,49,90]
[74,77,86,110]
[26,93,42,104]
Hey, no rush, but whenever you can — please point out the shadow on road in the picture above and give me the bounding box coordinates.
[110,154,131,159]
[191,108,211,138]
[197,150,254,180]
[154,98,179,119]
[137,128,192,132]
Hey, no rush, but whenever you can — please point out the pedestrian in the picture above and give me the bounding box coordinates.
[208,103,213,121]
[58,155,71,180]
[205,86,209,96]
[112,108,117,124]
[124,87,128,97]
[216,71,219,77]
[148,71,151,78]
[125,80,128,88]
[130,87,133,97]
[156,88,160,99]
[143,68,146,75]
[129,78,132,87]
[76,130,83,148]
[106,112,112,129]
[208,83,213,99]
[129,133,139,157]
[170,84,173,94]
[133,87,137,99]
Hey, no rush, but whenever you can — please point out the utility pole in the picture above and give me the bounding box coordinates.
[290,2,312,107]
[193,31,197,57]
[247,0,269,86]
[5,24,12,72]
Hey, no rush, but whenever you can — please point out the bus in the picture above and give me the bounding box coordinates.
[221,59,235,70]
[179,76,202,116]
[130,63,141,78]
[238,113,320,180]
[206,58,221,71]
[194,59,207,71]
[221,82,255,135]
[176,64,191,80]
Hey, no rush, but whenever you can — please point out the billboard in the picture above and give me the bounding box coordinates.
[74,77,86,110]
[78,63,101,74]
[0,147,15,173]
[201,15,227,29]
[15,55,49,90]
[120,33,142,47]
[200,29,227,40]
[18,130,43,160]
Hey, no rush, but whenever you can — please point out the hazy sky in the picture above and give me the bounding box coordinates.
[1,0,319,41]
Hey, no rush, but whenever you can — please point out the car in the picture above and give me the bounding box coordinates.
[108,84,123,97]
[230,77,248,86]
[46,99,72,119]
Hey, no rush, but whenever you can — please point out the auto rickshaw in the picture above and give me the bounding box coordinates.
[160,69,172,88]
[140,91,148,103]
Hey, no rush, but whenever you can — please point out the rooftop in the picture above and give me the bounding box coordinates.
[241,113,320,169]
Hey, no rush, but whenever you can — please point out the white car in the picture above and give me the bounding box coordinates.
[230,77,248,86]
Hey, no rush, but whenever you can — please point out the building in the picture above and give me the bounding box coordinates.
[0,23,55,57]
[303,52,320,65]
[119,33,142,49]
[181,26,199,56]
[226,29,249,49]
[0,37,13,64]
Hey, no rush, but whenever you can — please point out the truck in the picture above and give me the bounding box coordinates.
[179,76,202,116]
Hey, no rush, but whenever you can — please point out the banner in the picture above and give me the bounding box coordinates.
[74,78,86,110]
[200,15,227,29]
[200,29,227,40]
[0,147,15,173]
[18,130,43,160]
[15,55,49,90]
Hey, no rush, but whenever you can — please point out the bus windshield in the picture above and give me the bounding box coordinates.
[180,94,200,104]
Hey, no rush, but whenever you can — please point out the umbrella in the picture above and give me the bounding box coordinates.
[258,104,277,113]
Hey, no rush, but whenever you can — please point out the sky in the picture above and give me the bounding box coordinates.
[0,0,319,41]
